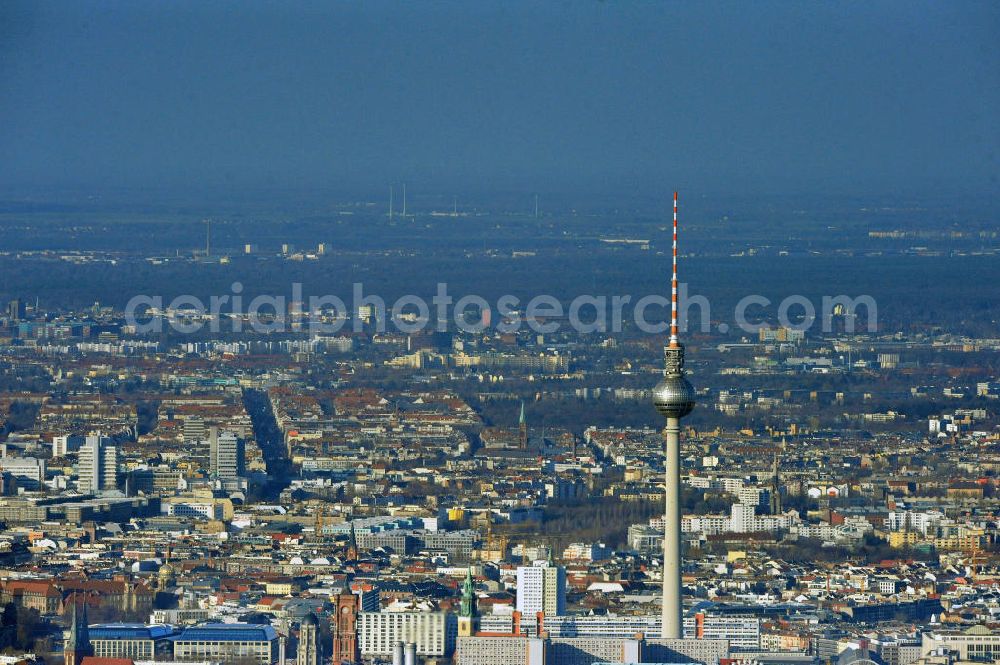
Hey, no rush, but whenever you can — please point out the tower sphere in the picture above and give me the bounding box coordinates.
[652,374,695,418]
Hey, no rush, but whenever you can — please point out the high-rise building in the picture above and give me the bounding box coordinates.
[52,434,85,458]
[78,434,118,494]
[210,428,244,480]
[351,583,379,612]
[297,612,320,665]
[182,416,206,443]
[651,192,696,639]
[730,502,757,533]
[7,299,25,322]
[515,561,566,617]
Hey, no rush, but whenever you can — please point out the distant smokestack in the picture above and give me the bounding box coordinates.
[404,642,416,665]
[392,641,404,665]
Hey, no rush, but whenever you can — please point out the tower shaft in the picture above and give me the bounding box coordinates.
[662,416,682,638]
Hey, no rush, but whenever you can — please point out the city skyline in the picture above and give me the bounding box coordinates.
[1,3,1000,665]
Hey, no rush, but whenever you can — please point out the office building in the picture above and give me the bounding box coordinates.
[89,623,176,660]
[209,428,244,480]
[0,456,46,490]
[454,634,726,665]
[172,623,278,664]
[78,434,118,493]
[921,627,1000,660]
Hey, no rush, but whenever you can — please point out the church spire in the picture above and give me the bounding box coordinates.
[65,594,92,665]
[460,568,476,618]
[346,521,359,561]
[518,401,527,449]
[457,567,478,637]
[769,439,783,515]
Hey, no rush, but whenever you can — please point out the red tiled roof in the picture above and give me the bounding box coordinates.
[81,658,134,665]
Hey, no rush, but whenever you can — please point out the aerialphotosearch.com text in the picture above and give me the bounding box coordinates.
[124,282,877,337]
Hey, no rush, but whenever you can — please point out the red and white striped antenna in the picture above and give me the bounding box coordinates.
[669,191,680,348]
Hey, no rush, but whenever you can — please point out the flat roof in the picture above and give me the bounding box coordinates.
[89,624,176,640]
[172,624,277,643]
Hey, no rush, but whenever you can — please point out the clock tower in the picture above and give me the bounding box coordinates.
[331,592,359,664]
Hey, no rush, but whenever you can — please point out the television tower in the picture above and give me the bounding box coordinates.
[652,191,696,639]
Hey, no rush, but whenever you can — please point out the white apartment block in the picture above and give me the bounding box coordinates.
[516,563,567,617]
[358,611,453,657]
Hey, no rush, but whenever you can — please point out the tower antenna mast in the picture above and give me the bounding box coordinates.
[670,192,679,347]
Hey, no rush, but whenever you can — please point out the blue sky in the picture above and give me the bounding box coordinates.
[1,1,997,200]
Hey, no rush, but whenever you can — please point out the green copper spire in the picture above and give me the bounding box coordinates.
[459,568,476,618]
[66,593,93,665]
